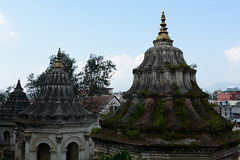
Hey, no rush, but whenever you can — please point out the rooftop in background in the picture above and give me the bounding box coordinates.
[225,86,240,92]
[79,95,121,116]
[217,87,240,101]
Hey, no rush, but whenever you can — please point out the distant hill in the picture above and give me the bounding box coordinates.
[203,82,240,93]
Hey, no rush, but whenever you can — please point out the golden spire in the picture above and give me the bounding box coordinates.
[53,48,63,68]
[156,11,171,40]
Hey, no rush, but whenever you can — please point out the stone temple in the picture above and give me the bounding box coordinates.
[91,12,240,159]
[0,79,30,157]
[14,49,97,160]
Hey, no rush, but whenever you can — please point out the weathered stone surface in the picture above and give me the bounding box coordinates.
[15,49,97,127]
[91,12,240,159]
[125,45,197,96]
[100,35,232,134]
[14,49,98,160]
[0,80,30,119]
[16,66,95,126]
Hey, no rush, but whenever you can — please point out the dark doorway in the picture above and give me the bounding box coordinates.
[37,143,50,160]
[66,142,79,160]
[3,131,10,146]
[21,141,25,160]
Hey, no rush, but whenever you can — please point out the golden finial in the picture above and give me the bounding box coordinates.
[156,11,171,40]
[53,48,63,68]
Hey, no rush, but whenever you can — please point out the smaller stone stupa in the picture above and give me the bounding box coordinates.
[0,79,30,120]
[91,12,240,160]
[0,79,30,156]
[14,48,97,160]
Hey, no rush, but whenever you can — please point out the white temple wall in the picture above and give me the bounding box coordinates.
[15,124,94,160]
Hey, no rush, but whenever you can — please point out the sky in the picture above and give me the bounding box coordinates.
[1,0,240,93]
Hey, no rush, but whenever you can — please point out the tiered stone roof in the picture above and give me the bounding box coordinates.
[15,48,96,126]
[92,12,240,155]
[0,80,30,119]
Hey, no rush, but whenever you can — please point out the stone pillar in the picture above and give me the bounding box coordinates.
[50,150,57,160]
[89,138,94,157]
[24,135,31,160]
[14,132,20,160]
[84,135,90,160]
[62,149,67,160]
[29,149,37,160]
[10,129,14,148]
[79,146,85,160]
[56,134,63,160]
[15,145,20,160]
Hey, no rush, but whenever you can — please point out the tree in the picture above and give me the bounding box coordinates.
[79,54,116,96]
[0,85,15,105]
[25,52,79,98]
[0,90,5,105]
[25,73,43,98]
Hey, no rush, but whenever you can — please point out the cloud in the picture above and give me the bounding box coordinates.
[76,61,86,73]
[225,47,240,72]
[224,46,240,83]
[0,13,9,25]
[108,54,144,92]
[0,13,18,42]
[8,31,18,38]
[224,47,240,63]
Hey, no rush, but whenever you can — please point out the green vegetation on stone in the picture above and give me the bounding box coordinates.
[140,90,147,98]
[109,104,130,124]
[166,60,195,72]
[153,99,167,132]
[129,103,144,125]
[201,99,222,132]
[188,89,197,99]
[173,84,192,132]
[162,131,186,141]
[126,128,144,139]
[95,150,145,160]
[101,113,112,120]
[90,128,101,135]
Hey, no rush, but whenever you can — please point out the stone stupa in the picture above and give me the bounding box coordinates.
[0,79,30,157]
[91,12,240,160]
[0,79,30,120]
[14,48,97,160]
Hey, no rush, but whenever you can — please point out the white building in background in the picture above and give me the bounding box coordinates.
[80,95,121,116]
[213,100,240,130]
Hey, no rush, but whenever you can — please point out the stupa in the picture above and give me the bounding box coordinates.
[91,12,240,160]
[0,79,30,119]
[0,79,30,156]
[14,48,97,160]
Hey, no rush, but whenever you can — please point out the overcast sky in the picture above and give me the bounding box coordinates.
[1,0,240,93]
